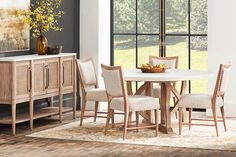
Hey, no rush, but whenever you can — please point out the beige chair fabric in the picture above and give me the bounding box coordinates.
[150,58,176,69]
[110,95,159,112]
[102,68,124,97]
[178,94,224,109]
[86,88,107,101]
[79,60,97,85]
[219,68,230,93]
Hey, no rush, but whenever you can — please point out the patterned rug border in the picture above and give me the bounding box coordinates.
[27,115,236,151]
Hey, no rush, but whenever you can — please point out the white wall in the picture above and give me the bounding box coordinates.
[80,0,110,110]
[208,0,236,117]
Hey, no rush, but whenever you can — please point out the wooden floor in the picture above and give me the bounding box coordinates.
[0,111,236,157]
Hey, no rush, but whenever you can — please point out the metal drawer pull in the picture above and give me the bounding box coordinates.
[63,65,65,85]
[28,67,32,92]
[44,65,49,89]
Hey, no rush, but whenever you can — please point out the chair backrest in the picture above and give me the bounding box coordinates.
[77,58,98,89]
[213,64,231,101]
[101,64,127,98]
[149,56,179,69]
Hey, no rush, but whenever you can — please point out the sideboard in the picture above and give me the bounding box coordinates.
[0,53,77,135]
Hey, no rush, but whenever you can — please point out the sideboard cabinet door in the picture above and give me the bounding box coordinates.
[16,61,30,100]
[62,57,74,90]
[33,60,46,96]
[46,58,60,94]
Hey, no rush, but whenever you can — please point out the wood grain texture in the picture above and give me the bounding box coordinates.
[46,58,60,94]
[62,57,73,90]
[0,62,13,103]
[16,61,30,99]
[33,60,46,96]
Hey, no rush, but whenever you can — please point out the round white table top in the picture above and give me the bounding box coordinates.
[124,69,213,82]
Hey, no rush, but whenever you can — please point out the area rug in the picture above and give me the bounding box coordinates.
[27,113,236,151]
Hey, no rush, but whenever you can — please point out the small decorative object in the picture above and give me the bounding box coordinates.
[18,0,64,55]
[36,35,48,55]
[47,46,63,55]
[138,63,168,73]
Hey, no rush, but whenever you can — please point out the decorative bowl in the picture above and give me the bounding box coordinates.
[138,67,166,73]
[47,46,62,55]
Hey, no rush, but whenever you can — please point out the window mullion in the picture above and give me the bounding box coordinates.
[188,0,191,93]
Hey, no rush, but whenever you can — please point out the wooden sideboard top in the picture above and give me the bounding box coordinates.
[0,53,76,62]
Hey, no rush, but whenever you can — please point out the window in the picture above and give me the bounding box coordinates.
[112,0,159,69]
[111,0,208,93]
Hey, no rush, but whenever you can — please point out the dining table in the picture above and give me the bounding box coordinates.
[123,68,213,134]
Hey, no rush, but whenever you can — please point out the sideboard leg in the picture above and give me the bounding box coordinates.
[73,92,76,119]
[73,56,77,119]
[29,100,34,130]
[59,94,63,123]
[11,102,16,135]
[59,57,63,123]
[50,97,54,107]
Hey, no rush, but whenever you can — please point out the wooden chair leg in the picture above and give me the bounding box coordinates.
[94,101,99,122]
[80,99,86,126]
[128,112,132,124]
[220,106,227,132]
[135,111,139,132]
[111,110,115,128]
[212,108,219,136]
[105,109,112,135]
[189,108,192,130]
[155,109,159,136]
[175,112,178,119]
[179,107,182,135]
[123,111,129,140]
[173,97,178,119]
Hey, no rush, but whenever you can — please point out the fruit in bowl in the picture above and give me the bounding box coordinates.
[138,63,168,73]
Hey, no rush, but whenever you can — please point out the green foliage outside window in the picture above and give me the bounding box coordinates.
[114,0,207,50]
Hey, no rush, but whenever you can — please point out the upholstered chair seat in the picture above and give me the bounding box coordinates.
[178,94,224,109]
[110,95,159,112]
[86,88,107,101]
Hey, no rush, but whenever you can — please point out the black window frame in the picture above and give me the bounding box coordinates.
[110,0,208,93]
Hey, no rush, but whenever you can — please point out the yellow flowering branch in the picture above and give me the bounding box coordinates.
[18,0,64,38]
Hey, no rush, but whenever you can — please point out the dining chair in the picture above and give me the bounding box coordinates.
[149,56,179,118]
[149,56,179,98]
[101,64,159,140]
[77,58,108,126]
[178,64,231,136]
